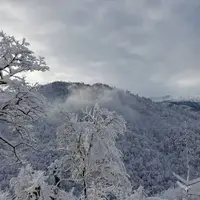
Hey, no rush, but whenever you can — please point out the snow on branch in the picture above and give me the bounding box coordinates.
[0,30,49,84]
[173,172,200,197]
[0,30,49,161]
[56,104,131,200]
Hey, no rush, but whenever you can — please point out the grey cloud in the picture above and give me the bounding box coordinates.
[1,0,200,97]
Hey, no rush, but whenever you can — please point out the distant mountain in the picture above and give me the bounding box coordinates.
[168,100,200,112]
[1,81,200,195]
[151,95,173,102]
[151,94,200,103]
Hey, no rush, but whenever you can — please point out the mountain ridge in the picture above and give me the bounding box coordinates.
[39,81,200,194]
[1,81,200,195]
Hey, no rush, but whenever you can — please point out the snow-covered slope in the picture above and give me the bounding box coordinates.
[1,81,200,195]
[39,82,200,194]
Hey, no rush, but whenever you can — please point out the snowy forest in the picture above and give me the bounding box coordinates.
[1,31,200,200]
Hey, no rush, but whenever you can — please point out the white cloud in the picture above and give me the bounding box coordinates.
[1,0,200,97]
[176,78,200,87]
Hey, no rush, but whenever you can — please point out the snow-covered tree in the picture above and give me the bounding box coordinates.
[10,164,45,200]
[0,190,11,200]
[126,186,147,200]
[0,31,49,161]
[10,164,75,200]
[173,172,200,200]
[56,103,132,200]
[0,31,47,84]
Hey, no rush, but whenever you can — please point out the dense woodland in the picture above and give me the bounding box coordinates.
[1,31,200,200]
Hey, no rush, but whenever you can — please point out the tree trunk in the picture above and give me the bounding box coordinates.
[83,167,87,200]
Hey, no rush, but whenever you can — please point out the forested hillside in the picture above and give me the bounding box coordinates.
[38,81,200,194]
[2,80,200,197]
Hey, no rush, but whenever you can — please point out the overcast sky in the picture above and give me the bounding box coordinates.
[1,0,200,97]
